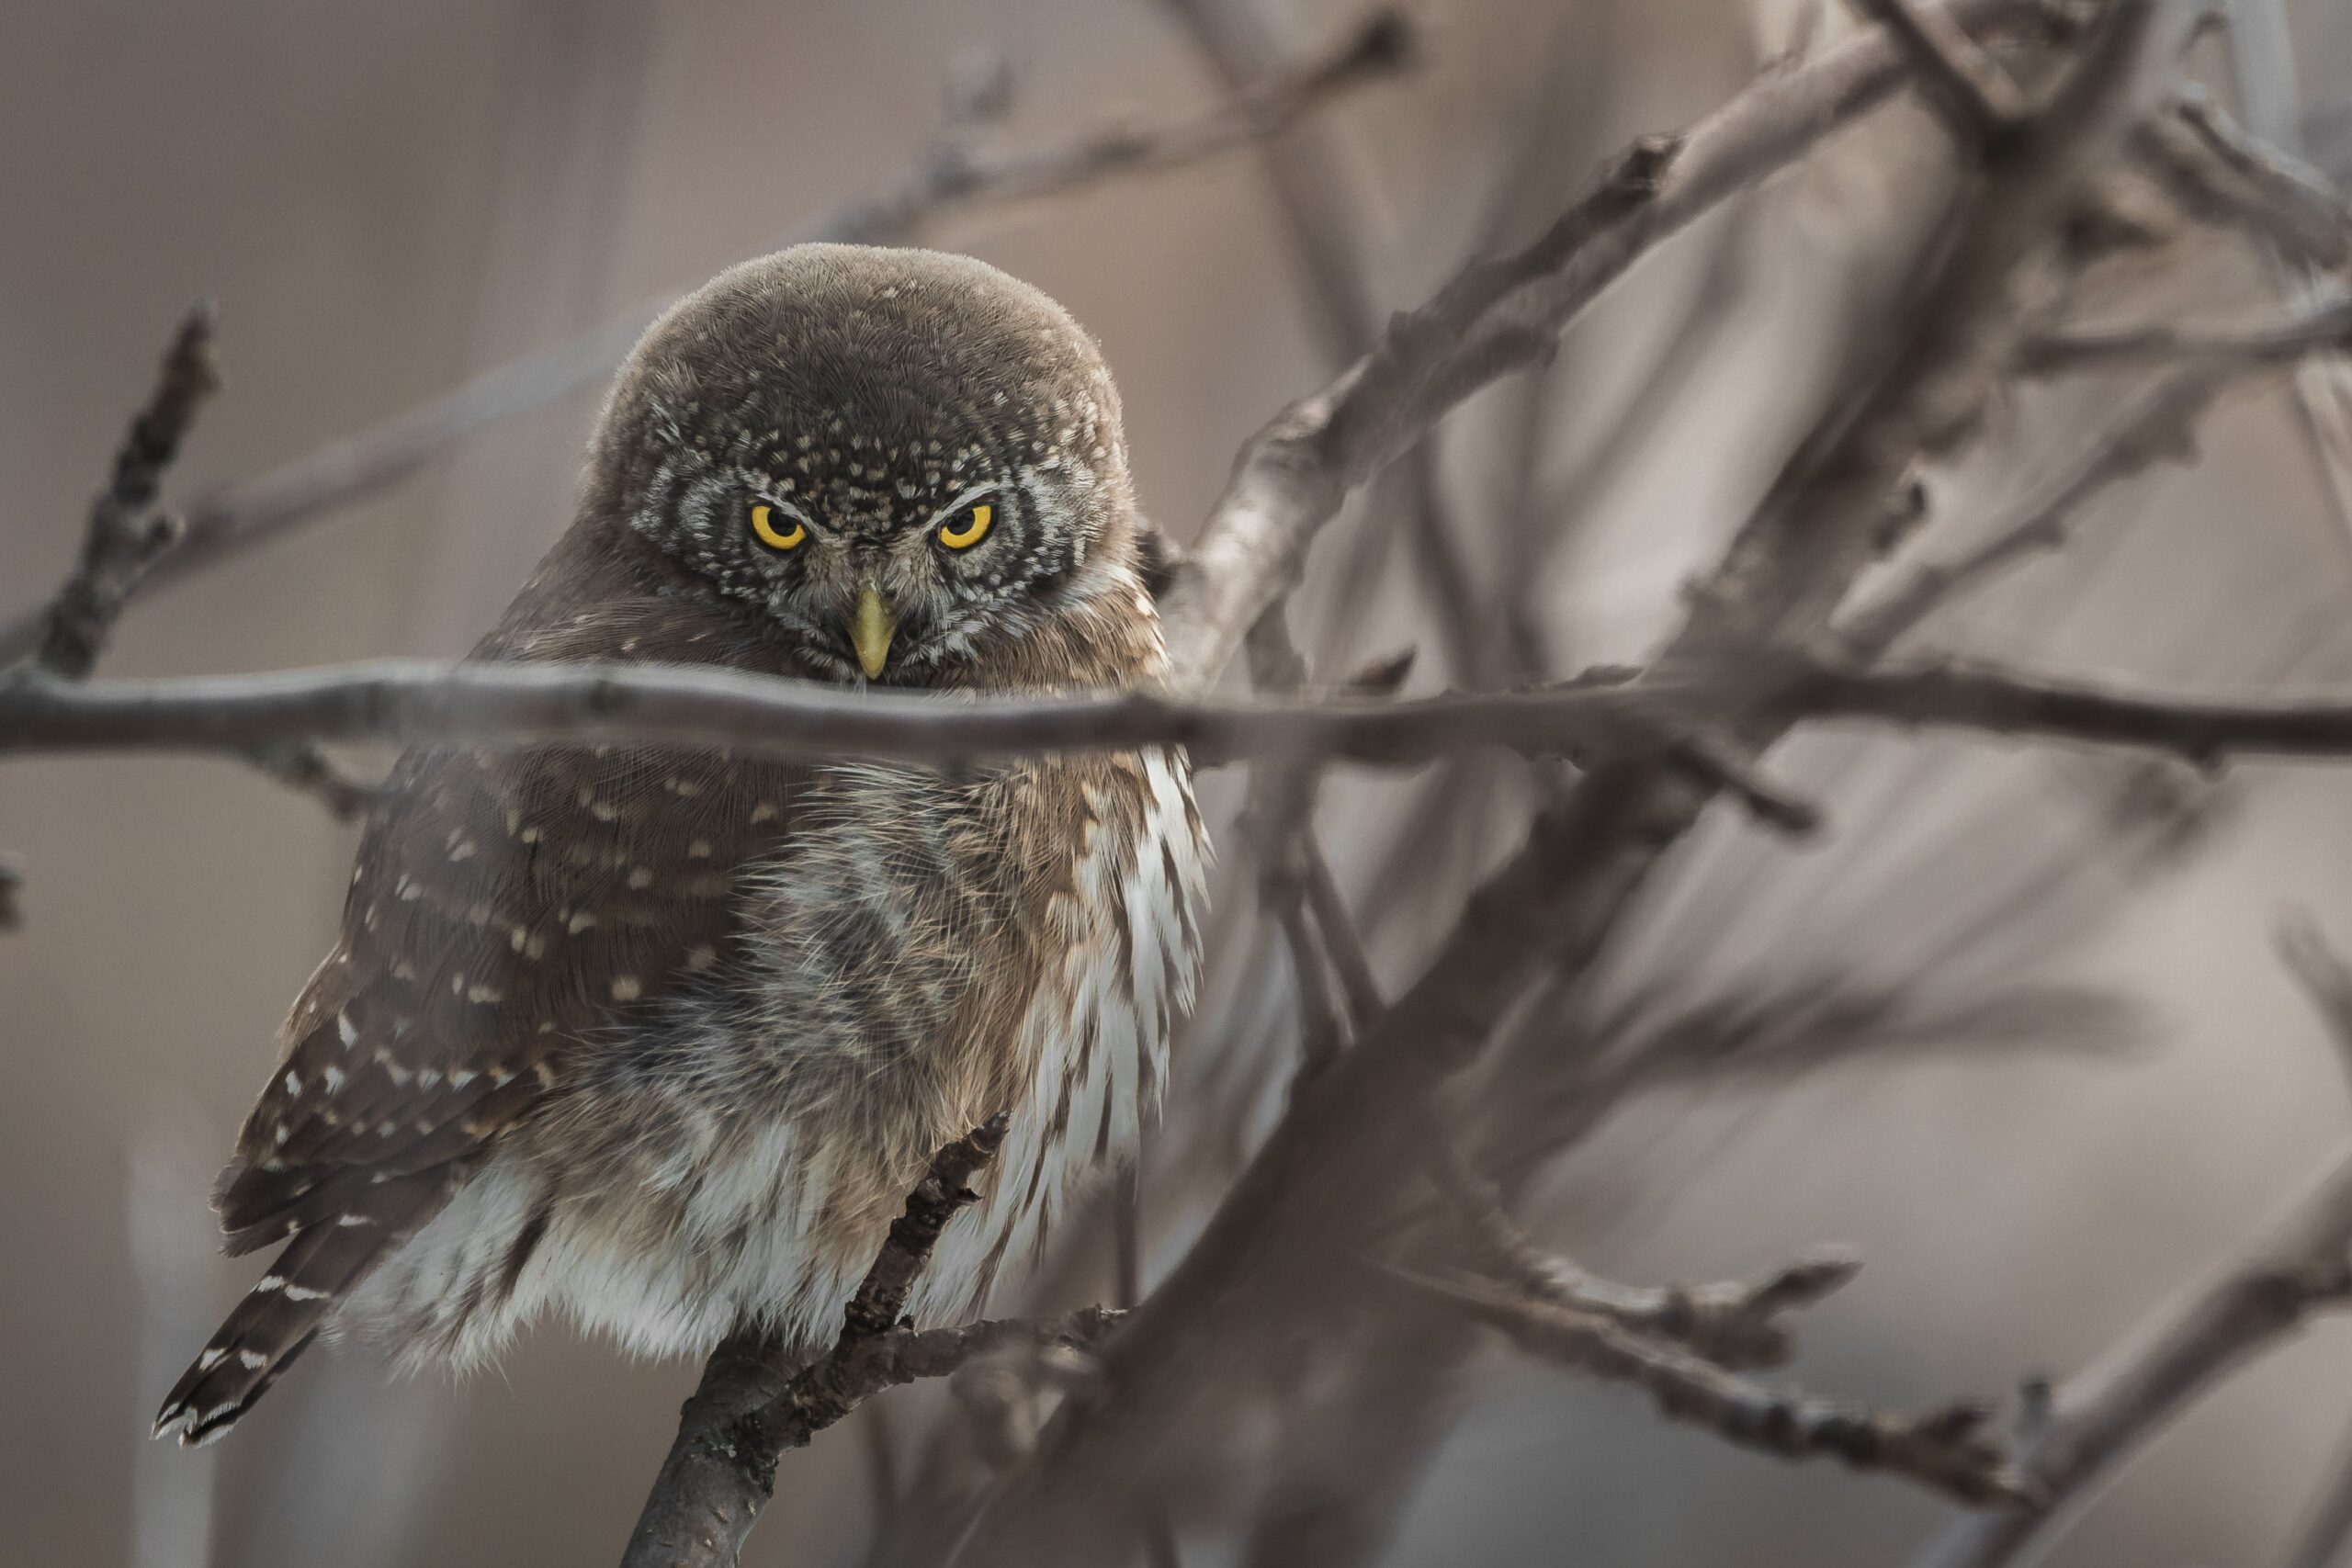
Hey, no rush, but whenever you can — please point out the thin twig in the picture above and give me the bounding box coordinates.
[1153,0,2104,692]
[1397,1269,2027,1505]
[24,302,220,681]
[1422,1134,1862,1370]
[2017,293,2352,375]
[1914,1142,2352,1567]
[1836,367,2239,650]
[956,9,2162,1556]
[0,7,1418,669]
[2278,911,2352,1097]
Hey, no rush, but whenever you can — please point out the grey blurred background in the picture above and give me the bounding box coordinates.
[6,1,2352,1564]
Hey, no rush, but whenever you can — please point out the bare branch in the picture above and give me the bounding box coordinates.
[1851,0,2033,142]
[1916,931,2352,1568]
[1790,655,2352,765]
[1397,1269,2027,1505]
[2138,85,2352,271]
[955,8,2164,1555]
[620,1117,1034,1568]
[1916,1143,2352,1568]
[2017,293,2352,375]
[1154,0,2098,691]
[23,303,220,679]
[35,644,2352,802]
[1425,1135,1863,1370]
[0,7,1417,670]
[2278,912,2352,1097]
[1836,367,2238,650]
[0,657,1804,803]
[241,742,385,824]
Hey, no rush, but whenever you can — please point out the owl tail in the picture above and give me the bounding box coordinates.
[153,1168,446,1446]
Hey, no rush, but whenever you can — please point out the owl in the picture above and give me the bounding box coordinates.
[153,244,1210,1445]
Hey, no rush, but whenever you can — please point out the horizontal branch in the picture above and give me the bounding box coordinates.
[0,658,1672,772]
[1792,657,2352,764]
[0,6,1415,669]
[20,651,2352,786]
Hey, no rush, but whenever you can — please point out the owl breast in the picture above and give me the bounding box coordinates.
[336,746,1209,1370]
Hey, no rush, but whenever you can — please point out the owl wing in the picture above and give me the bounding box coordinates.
[158,548,811,1444]
[214,545,808,1246]
[213,733,799,1249]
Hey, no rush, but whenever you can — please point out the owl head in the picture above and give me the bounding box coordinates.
[585,243,1142,686]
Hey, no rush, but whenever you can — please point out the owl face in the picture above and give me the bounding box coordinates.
[607,245,1136,687]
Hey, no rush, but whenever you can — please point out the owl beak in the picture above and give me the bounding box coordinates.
[851,584,896,679]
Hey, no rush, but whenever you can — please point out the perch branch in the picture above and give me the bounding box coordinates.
[620,1117,1042,1568]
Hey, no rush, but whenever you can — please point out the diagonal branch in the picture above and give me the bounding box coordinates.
[1153,0,2105,691]
[1914,1145,2352,1567]
[955,7,2164,1557]
[1835,366,2244,650]
[1915,929,2352,1568]
[23,302,220,680]
[1396,1269,2027,1505]
[1851,0,2032,143]
[1423,1134,1863,1371]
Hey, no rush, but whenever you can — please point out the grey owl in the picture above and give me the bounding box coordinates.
[154,243,1211,1444]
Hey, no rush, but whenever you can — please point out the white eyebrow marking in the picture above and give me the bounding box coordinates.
[921,483,1001,536]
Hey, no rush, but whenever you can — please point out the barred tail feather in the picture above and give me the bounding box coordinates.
[153,1169,451,1445]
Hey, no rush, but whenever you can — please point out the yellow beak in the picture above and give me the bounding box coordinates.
[851,584,896,680]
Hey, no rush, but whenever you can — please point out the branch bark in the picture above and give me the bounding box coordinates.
[619,1118,1056,1568]
[1398,1269,2025,1505]
[1913,1144,2352,1568]
[951,6,2160,1556]
[23,302,220,680]
[30,650,2352,790]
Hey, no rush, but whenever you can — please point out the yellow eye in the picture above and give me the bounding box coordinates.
[750,502,806,551]
[937,502,992,550]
